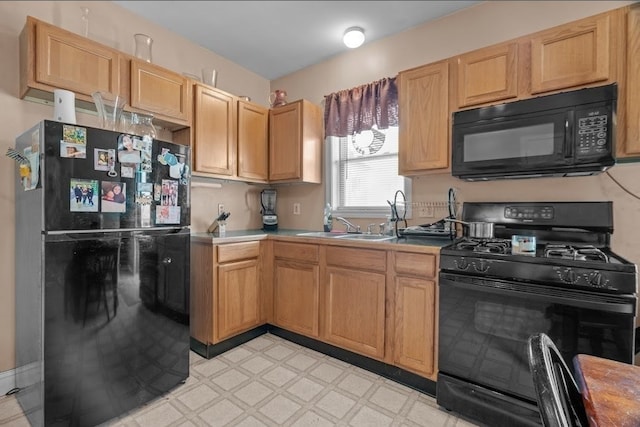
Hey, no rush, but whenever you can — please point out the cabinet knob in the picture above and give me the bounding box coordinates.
[162,257,172,265]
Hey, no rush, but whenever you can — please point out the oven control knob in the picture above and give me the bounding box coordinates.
[455,258,469,270]
[474,260,490,273]
[561,269,578,284]
[588,271,604,287]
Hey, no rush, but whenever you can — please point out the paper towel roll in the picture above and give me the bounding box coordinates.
[53,89,77,124]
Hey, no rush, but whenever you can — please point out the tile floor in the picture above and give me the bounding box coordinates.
[0,333,480,426]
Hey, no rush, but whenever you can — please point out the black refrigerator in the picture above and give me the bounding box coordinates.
[14,120,191,426]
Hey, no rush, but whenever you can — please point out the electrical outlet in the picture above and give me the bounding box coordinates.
[218,204,225,215]
[293,203,301,215]
[418,206,435,218]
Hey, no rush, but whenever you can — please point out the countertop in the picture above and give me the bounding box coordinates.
[574,354,640,427]
[191,229,453,249]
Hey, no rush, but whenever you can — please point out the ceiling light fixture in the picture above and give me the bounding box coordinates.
[343,27,365,49]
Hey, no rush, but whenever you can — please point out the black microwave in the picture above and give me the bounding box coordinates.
[451,84,617,181]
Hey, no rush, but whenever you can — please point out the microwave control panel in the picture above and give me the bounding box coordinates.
[576,108,609,157]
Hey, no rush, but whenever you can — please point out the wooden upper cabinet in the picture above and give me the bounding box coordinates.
[20,16,120,101]
[622,3,640,157]
[398,60,450,175]
[269,100,322,183]
[447,9,623,111]
[454,42,518,108]
[193,84,236,176]
[237,100,269,182]
[192,89,269,181]
[529,14,614,94]
[130,59,191,125]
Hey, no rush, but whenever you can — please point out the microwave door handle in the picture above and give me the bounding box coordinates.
[564,111,574,159]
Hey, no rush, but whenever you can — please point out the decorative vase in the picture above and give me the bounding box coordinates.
[129,112,156,141]
[134,33,153,63]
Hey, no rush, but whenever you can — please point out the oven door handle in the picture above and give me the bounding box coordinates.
[439,275,635,315]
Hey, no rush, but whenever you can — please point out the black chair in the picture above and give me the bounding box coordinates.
[81,244,120,326]
[527,333,589,427]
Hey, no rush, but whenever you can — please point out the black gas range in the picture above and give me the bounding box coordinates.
[440,201,637,294]
[437,201,638,427]
[440,237,637,295]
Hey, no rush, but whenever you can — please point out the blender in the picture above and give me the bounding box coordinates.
[260,189,278,231]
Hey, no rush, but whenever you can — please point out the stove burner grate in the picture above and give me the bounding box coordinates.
[455,238,512,255]
[544,245,609,262]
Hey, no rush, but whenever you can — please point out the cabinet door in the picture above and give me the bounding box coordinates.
[130,59,190,123]
[33,18,120,97]
[273,259,320,337]
[324,266,386,359]
[190,242,214,345]
[455,42,518,108]
[530,14,611,94]
[269,102,302,181]
[394,277,437,378]
[237,100,269,182]
[193,85,237,176]
[623,4,640,157]
[216,258,260,341]
[398,61,450,174]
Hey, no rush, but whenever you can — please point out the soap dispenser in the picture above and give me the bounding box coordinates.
[323,203,333,232]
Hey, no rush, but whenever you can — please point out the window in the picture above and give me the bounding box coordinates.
[325,125,411,218]
[323,76,407,218]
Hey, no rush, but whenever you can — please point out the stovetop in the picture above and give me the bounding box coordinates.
[440,237,637,295]
[449,238,615,264]
[439,202,638,295]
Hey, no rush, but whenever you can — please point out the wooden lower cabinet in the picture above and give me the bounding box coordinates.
[216,257,261,341]
[394,277,437,378]
[392,251,439,380]
[272,242,320,337]
[190,240,262,346]
[322,246,387,360]
[193,237,441,381]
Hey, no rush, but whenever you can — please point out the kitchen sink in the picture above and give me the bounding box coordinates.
[296,231,347,238]
[296,232,395,242]
[335,234,396,242]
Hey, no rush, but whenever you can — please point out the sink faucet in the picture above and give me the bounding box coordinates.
[335,216,361,233]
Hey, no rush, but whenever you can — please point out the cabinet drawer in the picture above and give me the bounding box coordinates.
[395,252,436,278]
[274,241,319,263]
[326,246,386,272]
[217,241,260,263]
